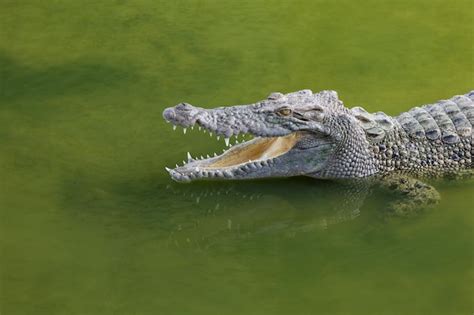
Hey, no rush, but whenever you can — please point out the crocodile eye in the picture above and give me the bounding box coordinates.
[277,108,292,116]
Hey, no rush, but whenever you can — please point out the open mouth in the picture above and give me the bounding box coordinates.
[165,121,302,182]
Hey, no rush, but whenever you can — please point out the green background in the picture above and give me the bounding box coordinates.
[1,0,473,314]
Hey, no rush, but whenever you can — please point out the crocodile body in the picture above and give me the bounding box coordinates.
[322,92,473,178]
[162,90,473,213]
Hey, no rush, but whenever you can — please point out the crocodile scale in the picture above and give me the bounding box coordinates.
[355,91,473,176]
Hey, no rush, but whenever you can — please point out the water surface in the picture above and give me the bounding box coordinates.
[1,1,473,314]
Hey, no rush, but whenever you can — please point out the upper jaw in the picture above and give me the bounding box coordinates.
[162,102,296,139]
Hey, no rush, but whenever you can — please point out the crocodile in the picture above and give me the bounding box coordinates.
[162,90,473,213]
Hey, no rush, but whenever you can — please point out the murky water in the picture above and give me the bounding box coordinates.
[1,1,473,314]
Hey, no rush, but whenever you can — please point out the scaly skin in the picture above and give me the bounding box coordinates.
[350,93,473,178]
[162,90,473,213]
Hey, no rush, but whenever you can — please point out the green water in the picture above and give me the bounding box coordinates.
[1,1,473,314]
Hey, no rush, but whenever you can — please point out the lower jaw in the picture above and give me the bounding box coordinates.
[170,158,277,182]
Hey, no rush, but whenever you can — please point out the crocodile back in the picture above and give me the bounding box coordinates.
[350,91,473,177]
[395,91,473,145]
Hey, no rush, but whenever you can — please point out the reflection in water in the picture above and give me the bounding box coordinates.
[160,176,473,251]
[62,177,371,246]
[64,175,442,251]
[166,179,367,222]
[162,179,369,250]
[61,171,471,254]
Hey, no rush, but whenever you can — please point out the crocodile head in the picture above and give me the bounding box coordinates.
[163,89,376,182]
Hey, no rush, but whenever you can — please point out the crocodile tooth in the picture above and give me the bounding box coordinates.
[198,126,201,131]
[200,155,204,160]
[187,152,192,161]
[206,154,210,158]
[217,136,220,141]
[176,164,179,168]
[173,125,176,130]
[182,160,186,165]
[165,167,171,172]
[210,132,212,137]
[183,128,187,134]
[214,153,217,157]
[225,138,230,146]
